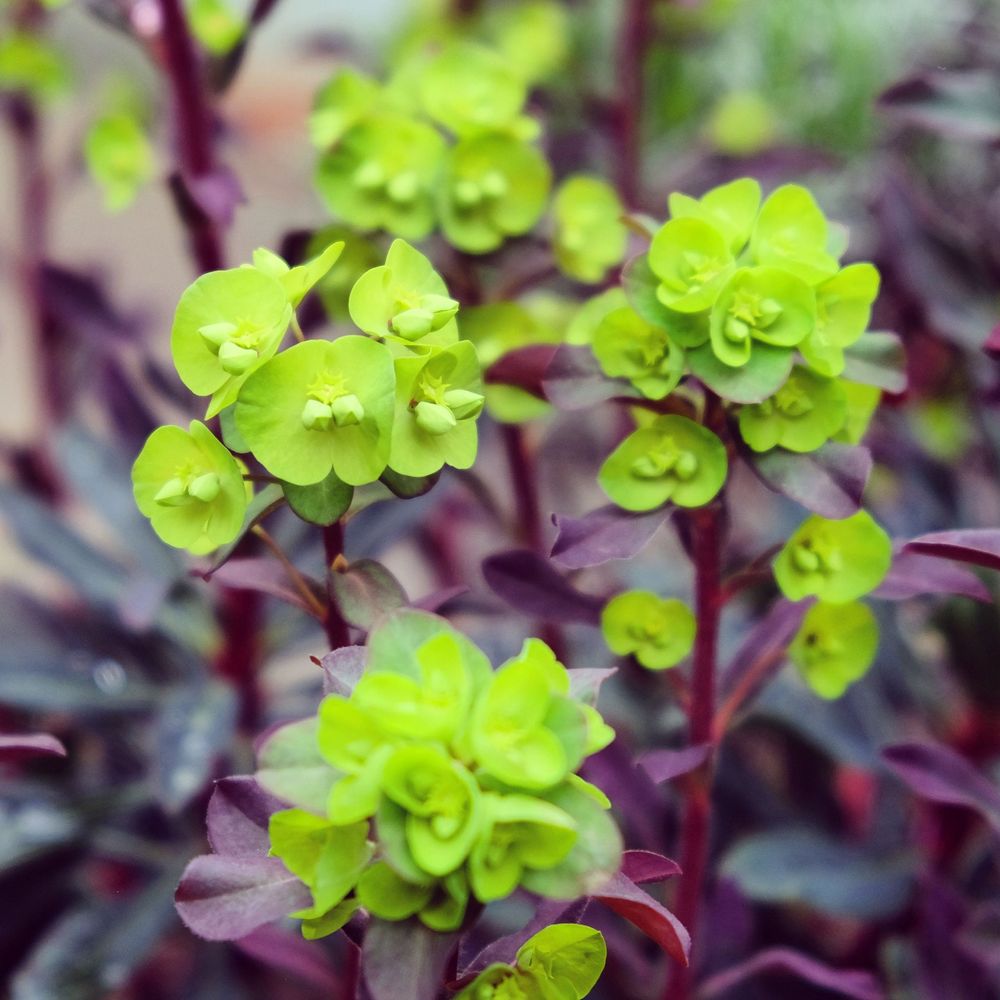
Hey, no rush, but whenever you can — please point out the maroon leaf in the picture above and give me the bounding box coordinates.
[904,529,1000,573]
[621,851,682,884]
[235,925,340,993]
[700,947,884,1000]
[841,332,908,393]
[749,443,872,519]
[320,645,368,697]
[484,344,559,398]
[413,585,469,613]
[593,871,690,966]
[0,733,67,759]
[482,549,603,625]
[175,855,311,941]
[984,323,1000,358]
[883,741,1000,834]
[550,505,670,570]
[719,599,810,700]
[542,344,629,411]
[207,777,288,858]
[362,918,459,1000]
[878,70,1000,143]
[209,558,323,617]
[183,165,245,226]
[640,744,712,784]
[331,559,408,630]
[874,549,991,602]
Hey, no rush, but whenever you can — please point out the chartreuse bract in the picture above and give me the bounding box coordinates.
[552,175,628,283]
[133,237,485,551]
[255,611,621,938]
[789,600,880,698]
[601,591,696,670]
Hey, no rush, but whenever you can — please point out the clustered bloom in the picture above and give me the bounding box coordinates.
[601,590,696,670]
[132,240,485,553]
[256,612,622,937]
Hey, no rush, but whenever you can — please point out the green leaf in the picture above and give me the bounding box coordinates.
[668,177,761,254]
[687,340,794,404]
[601,591,695,670]
[553,175,627,284]
[621,255,710,347]
[750,184,839,284]
[235,336,396,486]
[309,69,381,148]
[773,510,893,603]
[188,0,244,55]
[801,263,880,376]
[789,600,879,698]
[834,382,882,445]
[301,897,358,939]
[255,718,338,815]
[516,923,607,1000]
[356,862,433,921]
[484,0,569,83]
[282,469,353,526]
[598,415,728,511]
[84,112,154,212]
[592,306,684,400]
[331,559,408,629]
[0,33,71,101]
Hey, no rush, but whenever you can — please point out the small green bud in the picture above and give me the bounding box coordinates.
[631,453,672,479]
[187,472,221,503]
[453,179,482,207]
[673,451,699,481]
[330,393,364,427]
[792,543,820,573]
[218,340,259,375]
[354,160,385,191]
[391,307,435,341]
[302,398,334,431]
[153,477,189,507]
[419,293,460,329]
[443,388,485,420]
[415,401,458,436]
[387,171,419,204]
[199,321,237,352]
[480,170,508,199]
[725,317,750,342]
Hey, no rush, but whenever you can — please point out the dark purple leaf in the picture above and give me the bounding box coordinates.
[362,918,458,1000]
[593,871,690,966]
[984,323,1000,359]
[184,166,245,226]
[719,599,810,700]
[640,744,712,784]
[621,851,682,884]
[874,549,990,602]
[542,344,628,410]
[413,585,469,613]
[320,645,368,697]
[904,529,1000,572]
[209,558,323,617]
[957,902,1000,973]
[331,559,408,630]
[482,549,603,625]
[460,898,589,977]
[0,733,67,759]
[485,344,559,398]
[175,855,311,941]
[841,333,908,393]
[568,667,617,706]
[235,925,340,992]
[207,777,288,857]
[700,947,884,1000]
[40,264,135,342]
[879,70,1000,142]
[749,443,872,519]
[550,505,670,570]
[882,741,1000,834]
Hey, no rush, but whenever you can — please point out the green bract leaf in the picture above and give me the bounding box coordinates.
[553,176,627,284]
[516,923,608,1000]
[316,113,445,240]
[601,591,695,670]
[648,218,735,313]
[707,92,777,156]
[282,469,353,526]
[566,287,630,346]
[469,793,577,902]
[750,184,839,284]
[621,255,711,347]
[455,965,538,1000]
[773,510,892,603]
[834,381,881,445]
[309,69,381,148]
[709,266,815,368]
[170,267,291,418]
[252,241,345,309]
[301,898,358,939]
[738,367,847,453]
[132,421,248,554]
[356,862,433,920]
[349,239,459,347]
[0,33,70,101]
[800,263,881,376]
[668,177,761,254]
[419,868,470,931]
[188,0,244,55]
[599,415,728,511]
[592,306,684,400]
[687,340,794,404]
[255,718,338,815]
[84,111,154,212]
[235,336,396,486]
[789,600,879,698]
[268,809,372,914]
[419,42,526,136]
[389,341,484,477]
[438,132,551,254]
[484,0,569,83]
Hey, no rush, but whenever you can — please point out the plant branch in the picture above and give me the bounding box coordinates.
[251,525,327,620]
[711,643,788,740]
[322,521,352,650]
[614,0,653,208]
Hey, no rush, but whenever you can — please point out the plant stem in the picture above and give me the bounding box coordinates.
[615,0,653,208]
[668,502,723,1000]
[156,0,224,272]
[323,521,352,650]
[711,644,788,740]
[252,524,327,620]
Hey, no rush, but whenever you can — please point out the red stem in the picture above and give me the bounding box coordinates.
[615,0,652,208]
[323,521,352,651]
[668,503,723,999]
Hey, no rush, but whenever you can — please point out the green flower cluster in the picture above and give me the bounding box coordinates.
[312,40,550,253]
[131,239,485,552]
[262,612,621,937]
[601,591,696,670]
[774,510,891,698]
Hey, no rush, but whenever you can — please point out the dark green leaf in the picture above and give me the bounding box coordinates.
[331,559,408,630]
[282,470,354,526]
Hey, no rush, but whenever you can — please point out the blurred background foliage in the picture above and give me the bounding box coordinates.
[2,0,1000,997]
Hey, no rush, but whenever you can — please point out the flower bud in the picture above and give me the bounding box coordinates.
[153,477,190,507]
[673,451,699,481]
[187,472,221,503]
[354,160,385,191]
[480,170,508,199]
[724,317,750,342]
[391,308,435,341]
[330,393,364,427]
[301,398,334,431]
[443,388,484,421]
[419,293,460,330]
[415,400,457,436]
[199,321,237,353]
[453,180,482,207]
[218,340,259,375]
[387,171,419,204]
[792,544,820,573]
